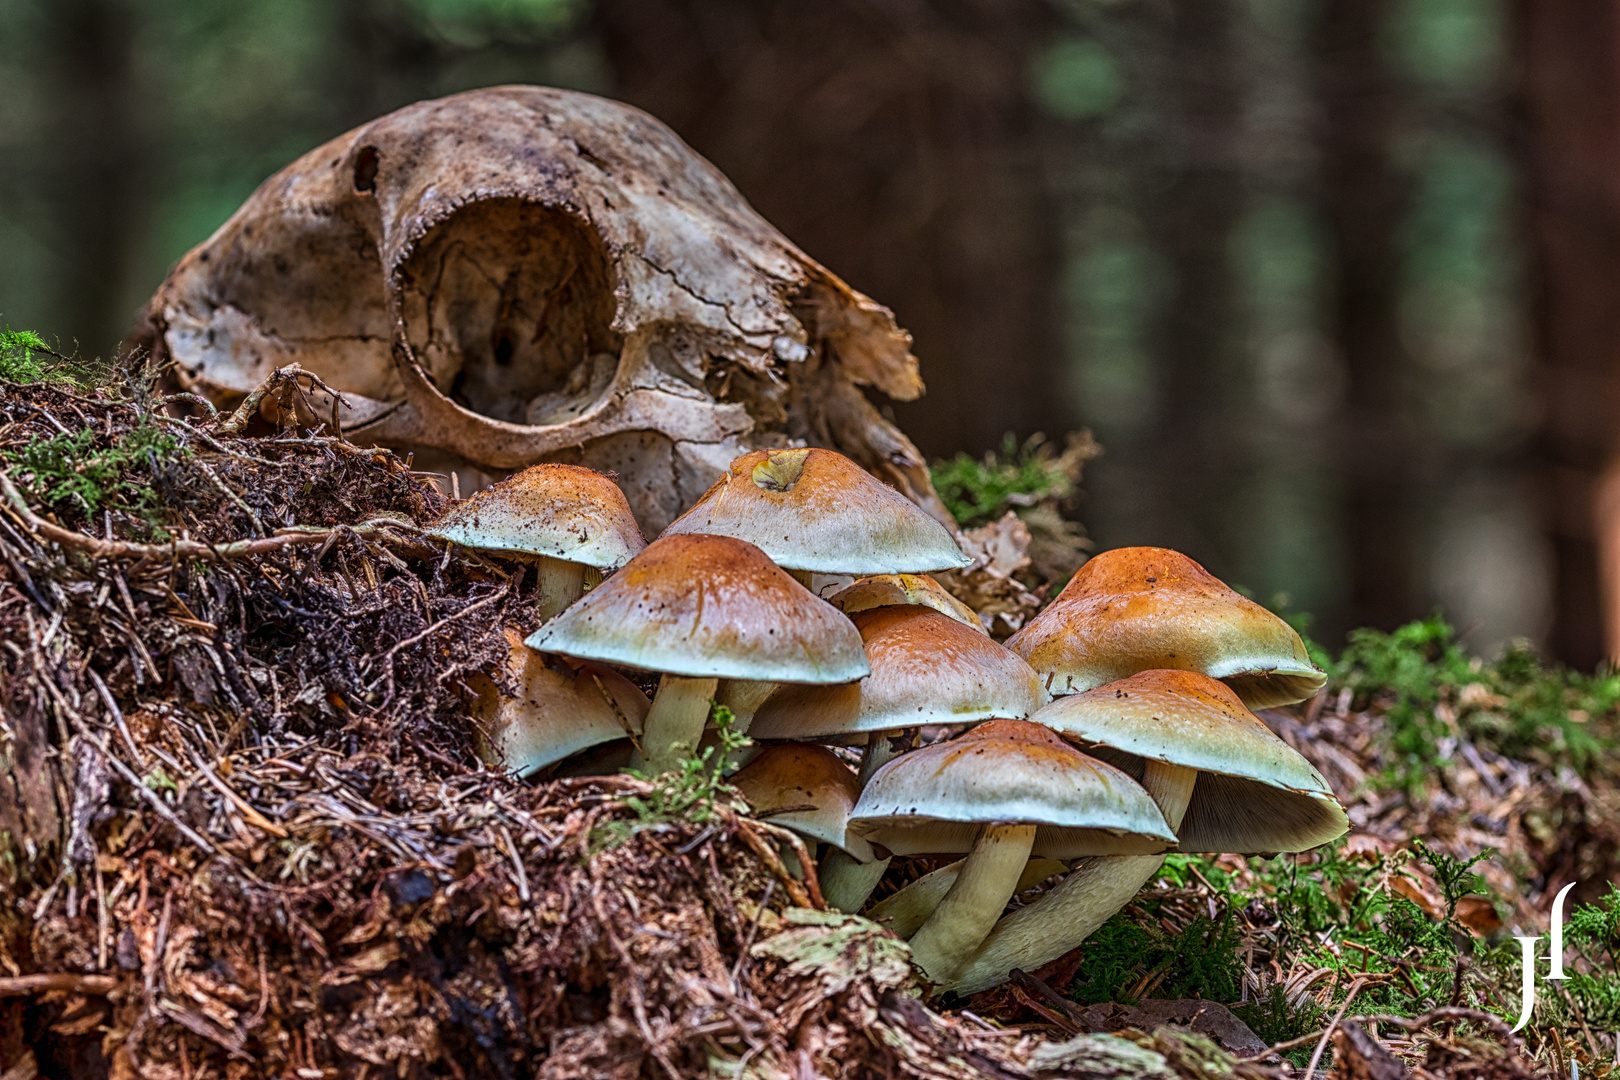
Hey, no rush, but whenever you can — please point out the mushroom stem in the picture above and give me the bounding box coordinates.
[808,727,920,915]
[942,761,1197,996]
[716,679,777,733]
[1138,758,1195,829]
[867,858,1068,938]
[636,675,719,774]
[535,555,588,621]
[857,727,919,787]
[906,823,1037,985]
[819,849,891,913]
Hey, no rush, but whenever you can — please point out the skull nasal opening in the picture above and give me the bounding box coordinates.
[399,198,622,425]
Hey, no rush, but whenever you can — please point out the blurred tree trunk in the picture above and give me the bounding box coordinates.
[1143,0,1248,571]
[1515,1,1620,668]
[1315,0,1416,636]
[39,0,141,356]
[595,0,1067,458]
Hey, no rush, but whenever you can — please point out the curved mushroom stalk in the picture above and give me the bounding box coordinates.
[942,760,1196,995]
[634,676,719,774]
[946,853,1165,996]
[857,727,918,788]
[715,679,777,733]
[819,849,892,914]
[907,824,1036,986]
[866,858,1067,937]
[535,555,589,621]
[807,725,917,915]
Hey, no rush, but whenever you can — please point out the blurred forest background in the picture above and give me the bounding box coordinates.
[2,0,1618,666]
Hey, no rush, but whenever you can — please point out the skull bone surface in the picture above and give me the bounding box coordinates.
[134,86,952,534]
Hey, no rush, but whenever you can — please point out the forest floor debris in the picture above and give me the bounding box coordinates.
[0,342,1606,1078]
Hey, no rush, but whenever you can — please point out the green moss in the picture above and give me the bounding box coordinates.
[1231,985,1324,1067]
[592,703,750,851]
[1068,841,1513,1042]
[3,415,186,534]
[1333,615,1617,790]
[1066,867,1243,1006]
[1564,885,1620,1027]
[929,434,1080,529]
[0,328,59,383]
[0,327,110,386]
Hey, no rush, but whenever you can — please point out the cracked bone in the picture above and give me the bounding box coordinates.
[134,86,953,535]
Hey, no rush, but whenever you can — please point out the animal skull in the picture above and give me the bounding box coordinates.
[134,86,951,533]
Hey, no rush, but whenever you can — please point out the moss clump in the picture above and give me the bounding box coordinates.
[3,416,186,533]
[930,433,1094,529]
[0,328,59,383]
[593,703,749,850]
[1333,616,1618,790]
[1065,903,1244,1007]
[1565,885,1620,1027]
[0,326,110,386]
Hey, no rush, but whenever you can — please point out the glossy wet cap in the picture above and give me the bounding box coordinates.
[428,463,645,569]
[826,573,986,635]
[748,606,1046,740]
[1031,669,1347,853]
[471,628,648,777]
[1006,546,1326,708]
[729,743,874,862]
[525,533,869,682]
[849,719,1176,858]
[660,447,970,575]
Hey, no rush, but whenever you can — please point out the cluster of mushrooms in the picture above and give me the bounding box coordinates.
[429,447,1349,996]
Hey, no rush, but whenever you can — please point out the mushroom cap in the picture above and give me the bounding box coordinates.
[471,628,648,777]
[729,743,875,861]
[1030,669,1347,854]
[1006,546,1326,708]
[427,463,645,569]
[748,606,1046,740]
[660,447,970,575]
[525,533,869,683]
[849,719,1177,858]
[826,573,986,634]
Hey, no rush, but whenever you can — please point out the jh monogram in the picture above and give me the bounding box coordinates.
[1512,882,1578,1034]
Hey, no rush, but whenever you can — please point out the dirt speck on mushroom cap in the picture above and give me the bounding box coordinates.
[850,718,1176,858]
[749,605,1044,739]
[1007,546,1324,707]
[526,533,868,682]
[428,462,645,567]
[661,447,969,574]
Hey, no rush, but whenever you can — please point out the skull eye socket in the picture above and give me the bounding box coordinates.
[353,146,380,193]
[400,198,622,425]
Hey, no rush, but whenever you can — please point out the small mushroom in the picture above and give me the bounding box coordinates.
[661,447,970,586]
[850,719,1176,987]
[749,605,1046,910]
[826,573,986,634]
[428,463,646,619]
[1006,546,1326,708]
[730,743,874,884]
[469,627,648,777]
[527,533,868,774]
[945,669,1348,995]
[750,606,1045,766]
